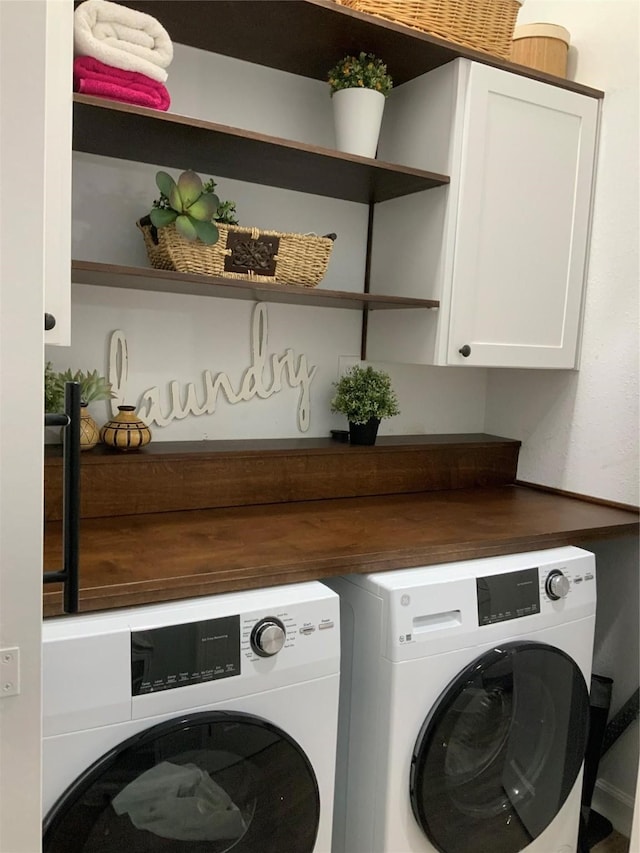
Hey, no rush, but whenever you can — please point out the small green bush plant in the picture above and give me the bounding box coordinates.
[331,365,400,424]
[328,52,393,97]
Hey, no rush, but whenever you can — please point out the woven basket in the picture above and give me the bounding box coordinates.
[137,219,336,288]
[334,0,522,59]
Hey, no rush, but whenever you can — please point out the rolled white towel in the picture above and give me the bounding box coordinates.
[74,0,173,84]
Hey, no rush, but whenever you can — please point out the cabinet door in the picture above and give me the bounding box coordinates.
[43,0,73,346]
[447,64,598,368]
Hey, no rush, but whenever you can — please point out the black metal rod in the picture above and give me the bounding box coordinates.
[45,413,70,428]
[42,384,81,610]
[43,571,67,585]
[62,382,81,613]
[360,202,375,361]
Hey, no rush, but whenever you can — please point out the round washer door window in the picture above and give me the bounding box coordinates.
[43,711,319,853]
[410,641,589,853]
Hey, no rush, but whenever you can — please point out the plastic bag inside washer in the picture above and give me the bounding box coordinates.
[112,760,248,841]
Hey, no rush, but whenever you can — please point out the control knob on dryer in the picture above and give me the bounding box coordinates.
[250,618,287,657]
[545,570,570,600]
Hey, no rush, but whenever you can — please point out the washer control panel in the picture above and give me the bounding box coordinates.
[131,603,339,693]
[131,614,241,695]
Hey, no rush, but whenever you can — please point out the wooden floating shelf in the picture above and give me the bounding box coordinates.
[73,95,449,205]
[71,260,440,310]
[44,434,519,521]
[123,0,604,98]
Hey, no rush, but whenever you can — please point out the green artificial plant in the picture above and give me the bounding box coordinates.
[331,365,400,425]
[328,52,393,97]
[45,364,115,411]
[149,170,239,245]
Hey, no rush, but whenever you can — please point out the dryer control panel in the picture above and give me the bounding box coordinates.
[476,561,594,627]
[367,546,596,663]
[477,567,540,626]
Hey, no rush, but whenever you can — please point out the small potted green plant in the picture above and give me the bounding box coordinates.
[327,52,393,158]
[45,364,115,450]
[331,365,400,445]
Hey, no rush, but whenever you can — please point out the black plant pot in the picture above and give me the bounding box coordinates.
[349,417,380,446]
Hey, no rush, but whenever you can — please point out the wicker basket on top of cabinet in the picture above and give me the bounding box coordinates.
[334,0,522,59]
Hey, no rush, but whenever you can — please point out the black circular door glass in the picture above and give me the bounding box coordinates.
[43,711,320,853]
[410,642,589,853]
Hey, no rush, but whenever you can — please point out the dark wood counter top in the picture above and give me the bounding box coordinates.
[43,484,639,617]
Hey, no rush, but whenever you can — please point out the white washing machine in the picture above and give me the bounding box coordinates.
[326,546,596,853]
[42,581,340,853]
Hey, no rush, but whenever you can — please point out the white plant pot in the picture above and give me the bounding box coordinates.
[332,88,386,159]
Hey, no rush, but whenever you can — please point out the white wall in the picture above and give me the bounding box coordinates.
[485,0,640,831]
[46,44,488,441]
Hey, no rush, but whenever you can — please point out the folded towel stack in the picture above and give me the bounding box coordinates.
[73,0,173,111]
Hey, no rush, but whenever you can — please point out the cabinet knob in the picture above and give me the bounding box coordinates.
[44,313,56,331]
[458,344,471,357]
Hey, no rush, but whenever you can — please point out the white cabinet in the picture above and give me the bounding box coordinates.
[367,60,600,369]
[43,0,73,346]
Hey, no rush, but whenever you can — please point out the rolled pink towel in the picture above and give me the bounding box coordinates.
[73,55,170,111]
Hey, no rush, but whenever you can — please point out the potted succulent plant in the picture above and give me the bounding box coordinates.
[149,169,238,246]
[45,364,115,450]
[331,365,400,445]
[142,170,239,246]
[328,52,393,158]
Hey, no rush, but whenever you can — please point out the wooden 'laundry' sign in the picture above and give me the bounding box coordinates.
[108,303,317,432]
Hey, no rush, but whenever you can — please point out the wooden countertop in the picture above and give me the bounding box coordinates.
[43,483,639,617]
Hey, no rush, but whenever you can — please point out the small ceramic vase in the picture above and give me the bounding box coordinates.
[79,405,100,451]
[100,405,151,451]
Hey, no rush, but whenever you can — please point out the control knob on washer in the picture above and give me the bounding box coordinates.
[545,570,570,600]
[250,618,286,657]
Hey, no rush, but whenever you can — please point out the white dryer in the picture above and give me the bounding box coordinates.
[42,581,340,853]
[326,546,596,853]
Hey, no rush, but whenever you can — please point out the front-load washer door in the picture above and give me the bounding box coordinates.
[410,641,589,853]
[43,710,319,853]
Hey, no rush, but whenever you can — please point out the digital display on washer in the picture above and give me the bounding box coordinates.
[476,567,540,626]
[131,615,241,695]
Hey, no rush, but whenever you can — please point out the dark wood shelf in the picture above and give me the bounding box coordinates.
[73,95,449,205]
[123,0,604,99]
[71,260,440,310]
[45,433,519,521]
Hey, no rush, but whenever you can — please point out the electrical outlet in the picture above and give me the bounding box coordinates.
[337,355,361,377]
[0,647,20,697]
